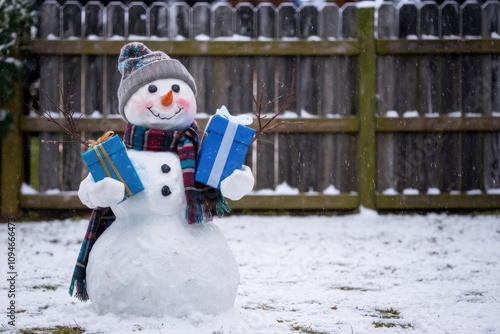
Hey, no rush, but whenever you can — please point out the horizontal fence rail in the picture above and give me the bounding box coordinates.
[1,0,500,217]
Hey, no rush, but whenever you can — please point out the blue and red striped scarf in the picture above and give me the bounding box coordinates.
[69,122,229,301]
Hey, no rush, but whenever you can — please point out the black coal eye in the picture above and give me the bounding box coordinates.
[148,85,157,93]
[172,84,180,93]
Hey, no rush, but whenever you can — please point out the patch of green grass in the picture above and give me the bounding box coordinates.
[290,324,329,334]
[18,325,85,334]
[32,284,59,291]
[372,321,414,329]
[242,303,275,310]
[334,286,370,292]
[371,308,413,330]
[375,308,400,319]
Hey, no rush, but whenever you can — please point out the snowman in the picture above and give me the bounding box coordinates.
[69,42,254,317]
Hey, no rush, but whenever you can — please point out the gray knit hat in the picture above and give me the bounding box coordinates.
[117,42,197,121]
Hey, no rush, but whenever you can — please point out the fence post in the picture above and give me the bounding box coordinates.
[1,81,23,217]
[357,7,376,209]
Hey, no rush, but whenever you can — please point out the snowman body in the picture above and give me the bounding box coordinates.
[77,43,254,317]
[86,150,240,317]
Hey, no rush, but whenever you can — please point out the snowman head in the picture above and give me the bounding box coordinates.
[117,42,197,131]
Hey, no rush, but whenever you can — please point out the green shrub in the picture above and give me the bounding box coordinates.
[0,0,35,111]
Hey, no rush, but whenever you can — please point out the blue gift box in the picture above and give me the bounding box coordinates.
[82,135,144,198]
[196,115,255,189]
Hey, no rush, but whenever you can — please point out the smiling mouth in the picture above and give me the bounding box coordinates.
[148,107,183,120]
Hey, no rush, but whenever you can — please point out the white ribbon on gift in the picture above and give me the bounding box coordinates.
[215,105,253,126]
[205,106,253,188]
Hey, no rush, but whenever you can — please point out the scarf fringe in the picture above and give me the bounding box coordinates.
[186,189,230,224]
[69,207,115,302]
[69,276,89,302]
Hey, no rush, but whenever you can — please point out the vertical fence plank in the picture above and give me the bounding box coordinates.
[418,1,440,193]
[39,1,60,192]
[256,3,276,116]
[277,3,298,191]
[150,2,168,38]
[191,3,212,114]
[234,3,255,184]
[339,4,357,119]
[255,3,276,190]
[336,3,358,193]
[358,7,376,209]
[128,2,148,37]
[276,4,298,111]
[210,3,233,112]
[482,0,500,191]
[233,3,255,115]
[105,2,126,116]
[318,3,338,119]
[376,2,397,193]
[294,4,320,192]
[319,3,338,41]
[461,1,482,192]
[295,5,322,192]
[298,5,320,115]
[376,2,397,118]
[396,3,418,117]
[81,1,105,180]
[317,3,339,193]
[418,2,440,117]
[395,2,418,193]
[61,1,83,191]
[191,3,210,40]
[170,2,190,40]
[440,1,461,193]
[84,1,104,117]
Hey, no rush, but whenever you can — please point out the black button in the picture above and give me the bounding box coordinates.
[161,164,171,173]
[162,186,171,197]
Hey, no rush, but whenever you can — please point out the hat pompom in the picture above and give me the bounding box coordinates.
[118,42,171,80]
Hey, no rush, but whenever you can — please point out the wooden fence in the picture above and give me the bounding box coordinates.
[1,0,500,217]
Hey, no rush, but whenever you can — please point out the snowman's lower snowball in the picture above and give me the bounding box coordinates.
[85,150,240,317]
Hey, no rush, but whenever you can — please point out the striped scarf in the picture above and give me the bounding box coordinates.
[123,122,229,224]
[69,122,229,301]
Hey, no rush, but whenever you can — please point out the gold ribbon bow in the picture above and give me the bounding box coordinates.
[87,131,115,148]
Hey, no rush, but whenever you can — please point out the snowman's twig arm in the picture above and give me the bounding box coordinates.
[35,89,89,147]
[251,69,296,144]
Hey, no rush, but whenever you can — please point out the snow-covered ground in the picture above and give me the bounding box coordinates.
[1,209,499,334]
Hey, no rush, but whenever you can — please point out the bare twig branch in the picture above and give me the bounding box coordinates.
[251,69,296,144]
[35,87,89,147]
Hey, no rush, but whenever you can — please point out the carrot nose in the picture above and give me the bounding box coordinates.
[161,90,173,106]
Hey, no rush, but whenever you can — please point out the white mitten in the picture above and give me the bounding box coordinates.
[220,165,254,201]
[78,174,125,209]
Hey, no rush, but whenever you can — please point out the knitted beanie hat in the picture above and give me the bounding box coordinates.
[117,42,197,121]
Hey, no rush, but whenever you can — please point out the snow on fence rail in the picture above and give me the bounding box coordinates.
[2,0,500,216]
